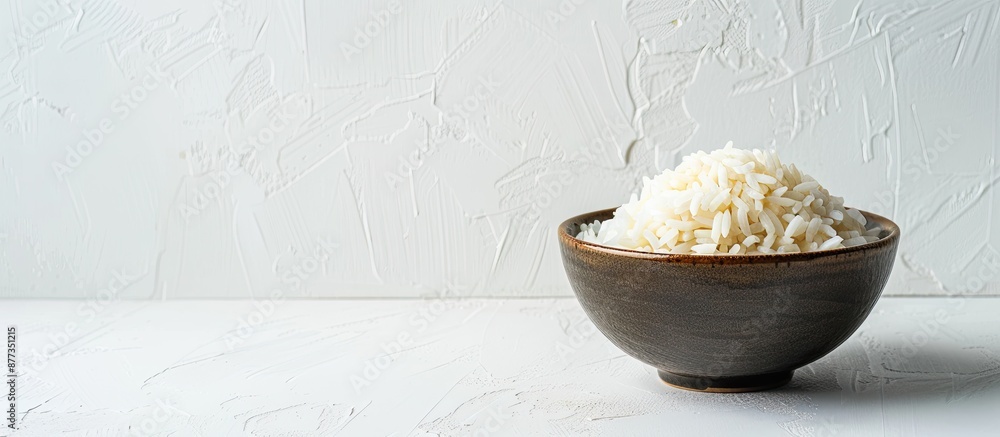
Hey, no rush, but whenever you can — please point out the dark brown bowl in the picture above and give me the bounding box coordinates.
[558,208,900,393]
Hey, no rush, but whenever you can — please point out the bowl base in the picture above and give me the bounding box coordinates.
[658,369,793,393]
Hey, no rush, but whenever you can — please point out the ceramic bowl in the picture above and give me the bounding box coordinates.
[558,208,900,392]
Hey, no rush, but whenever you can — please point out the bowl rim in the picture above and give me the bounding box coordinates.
[559,207,900,264]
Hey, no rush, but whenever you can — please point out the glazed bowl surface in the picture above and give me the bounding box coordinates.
[558,208,900,392]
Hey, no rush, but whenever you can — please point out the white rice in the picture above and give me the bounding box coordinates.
[576,142,881,254]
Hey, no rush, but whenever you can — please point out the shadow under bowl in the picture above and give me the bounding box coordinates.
[558,208,900,393]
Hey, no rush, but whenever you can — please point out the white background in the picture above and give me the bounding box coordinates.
[1,0,997,298]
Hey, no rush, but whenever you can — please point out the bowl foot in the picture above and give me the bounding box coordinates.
[658,369,793,393]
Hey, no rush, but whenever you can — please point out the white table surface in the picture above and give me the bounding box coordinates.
[3,297,999,436]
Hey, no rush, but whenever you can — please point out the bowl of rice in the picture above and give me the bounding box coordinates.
[558,143,900,392]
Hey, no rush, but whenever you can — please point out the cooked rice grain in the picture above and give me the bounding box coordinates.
[576,142,878,254]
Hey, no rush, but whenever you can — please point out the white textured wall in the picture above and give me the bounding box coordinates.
[0,0,997,298]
